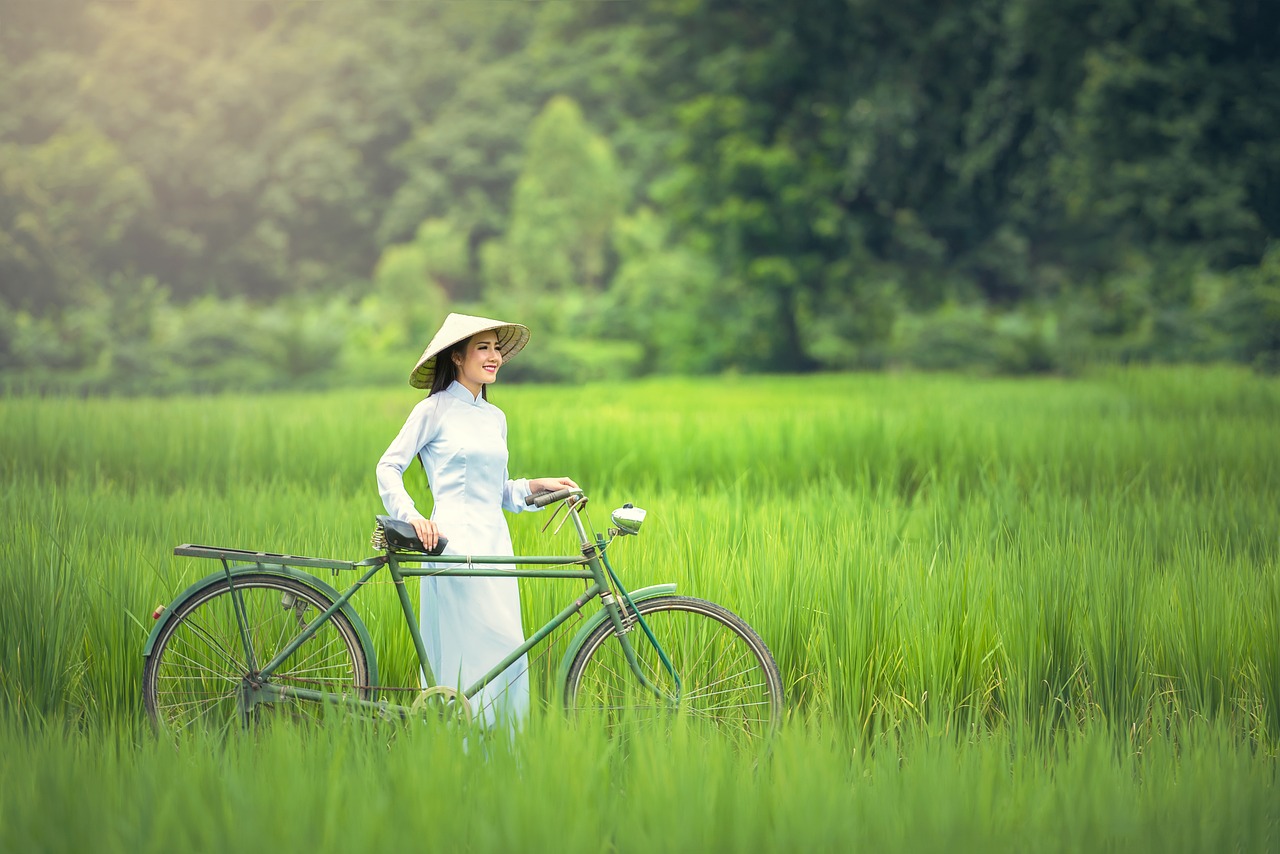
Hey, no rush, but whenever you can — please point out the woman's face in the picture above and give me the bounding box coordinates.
[452,331,503,392]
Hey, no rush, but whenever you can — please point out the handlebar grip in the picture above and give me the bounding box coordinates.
[526,487,573,508]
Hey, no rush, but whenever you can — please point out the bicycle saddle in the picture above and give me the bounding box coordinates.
[372,515,448,556]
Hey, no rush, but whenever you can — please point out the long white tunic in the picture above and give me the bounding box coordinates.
[375,380,537,728]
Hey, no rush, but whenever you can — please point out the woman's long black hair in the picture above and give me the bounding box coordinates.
[428,339,488,400]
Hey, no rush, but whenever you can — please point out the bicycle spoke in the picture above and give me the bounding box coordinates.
[269,602,292,662]
[277,635,349,675]
[166,629,241,670]
[151,676,238,686]
[681,707,774,725]
[170,691,237,731]
[158,649,243,684]
[173,616,247,673]
[681,651,758,696]
[152,691,238,699]
[146,576,369,736]
[670,622,721,677]
[581,655,629,686]
[687,697,775,714]
[157,697,232,724]
[685,677,769,701]
[567,598,782,743]
[275,668,352,683]
[246,596,301,664]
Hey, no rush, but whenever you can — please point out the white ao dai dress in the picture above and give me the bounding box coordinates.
[376,380,538,728]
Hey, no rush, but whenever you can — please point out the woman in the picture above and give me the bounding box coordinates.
[376,312,577,729]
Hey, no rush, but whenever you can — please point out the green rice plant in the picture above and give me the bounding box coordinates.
[1002,569,1084,737]
[0,366,1276,743]
[0,715,1275,854]
[3,359,1280,853]
[1076,532,1156,735]
[0,483,93,725]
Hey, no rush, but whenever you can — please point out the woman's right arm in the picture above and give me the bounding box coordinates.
[375,397,439,524]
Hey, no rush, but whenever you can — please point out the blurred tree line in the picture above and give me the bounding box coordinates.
[1,0,1278,393]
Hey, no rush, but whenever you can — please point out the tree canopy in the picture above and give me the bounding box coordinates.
[1,0,1277,391]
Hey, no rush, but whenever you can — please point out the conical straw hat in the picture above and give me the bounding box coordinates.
[409,312,530,389]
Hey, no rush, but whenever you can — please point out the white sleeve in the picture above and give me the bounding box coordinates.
[503,475,535,514]
[499,410,537,514]
[376,398,439,522]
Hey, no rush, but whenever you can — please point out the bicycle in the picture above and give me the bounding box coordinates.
[142,489,784,741]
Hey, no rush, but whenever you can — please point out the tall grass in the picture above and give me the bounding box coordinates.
[0,366,1275,739]
[0,366,1276,848]
[0,715,1274,854]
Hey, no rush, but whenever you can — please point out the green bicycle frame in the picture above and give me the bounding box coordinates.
[173,498,671,719]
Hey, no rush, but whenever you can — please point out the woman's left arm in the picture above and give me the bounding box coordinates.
[528,476,581,494]
[501,475,580,513]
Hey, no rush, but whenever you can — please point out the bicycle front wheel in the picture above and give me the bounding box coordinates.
[143,573,372,735]
[564,595,784,742]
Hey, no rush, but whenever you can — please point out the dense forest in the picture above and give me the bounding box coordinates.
[2,0,1278,392]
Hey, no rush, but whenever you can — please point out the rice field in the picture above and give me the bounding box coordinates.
[0,366,1277,851]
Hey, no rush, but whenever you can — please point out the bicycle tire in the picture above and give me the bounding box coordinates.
[564,595,784,742]
[143,573,372,734]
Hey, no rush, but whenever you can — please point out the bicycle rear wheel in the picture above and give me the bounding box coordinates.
[143,573,372,735]
[564,595,784,743]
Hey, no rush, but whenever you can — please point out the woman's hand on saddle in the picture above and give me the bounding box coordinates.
[408,516,442,552]
[529,476,580,495]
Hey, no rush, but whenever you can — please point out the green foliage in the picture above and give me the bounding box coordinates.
[1238,244,1280,372]
[472,288,642,384]
[0,282,367,395]
[371,219,457,348]
[889,304,1057,374]
[1,718,1277,853]
[501,96,626,298]
[1051,1,1273,264]
[1,368,1276,737]
[0,125,151,312]
[609,208,729,373]
[1048,251,1280,370]
[797,268,900,370]
[2,368,1279,850]
[1,0,1279,384]
[0,519,91,724]
[2,366,1280,846]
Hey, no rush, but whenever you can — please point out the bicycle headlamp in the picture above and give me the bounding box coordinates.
[611,503,647,535]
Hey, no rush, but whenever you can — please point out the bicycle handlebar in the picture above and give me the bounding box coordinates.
[525,487,577,508]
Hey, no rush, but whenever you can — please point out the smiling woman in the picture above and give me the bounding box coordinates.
[451,331,505,395]
[375,313,578,731]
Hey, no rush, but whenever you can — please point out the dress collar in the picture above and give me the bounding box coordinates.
[445,380,486,407]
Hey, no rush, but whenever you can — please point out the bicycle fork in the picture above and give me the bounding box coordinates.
[583,534,682,705]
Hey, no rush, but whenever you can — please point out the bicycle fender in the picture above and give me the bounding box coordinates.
[555,583,677,691]
[141,562,380,688]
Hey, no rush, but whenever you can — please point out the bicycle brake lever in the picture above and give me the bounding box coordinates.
[539,501,566,534]
[552,495,586,538]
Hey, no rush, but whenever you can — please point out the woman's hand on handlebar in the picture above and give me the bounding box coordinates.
[408,516,442,552]
[529,476,580,494]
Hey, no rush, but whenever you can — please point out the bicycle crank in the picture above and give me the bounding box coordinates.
[410,686,473,725]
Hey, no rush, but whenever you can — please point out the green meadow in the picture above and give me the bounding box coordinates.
[1,367,1277,851]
